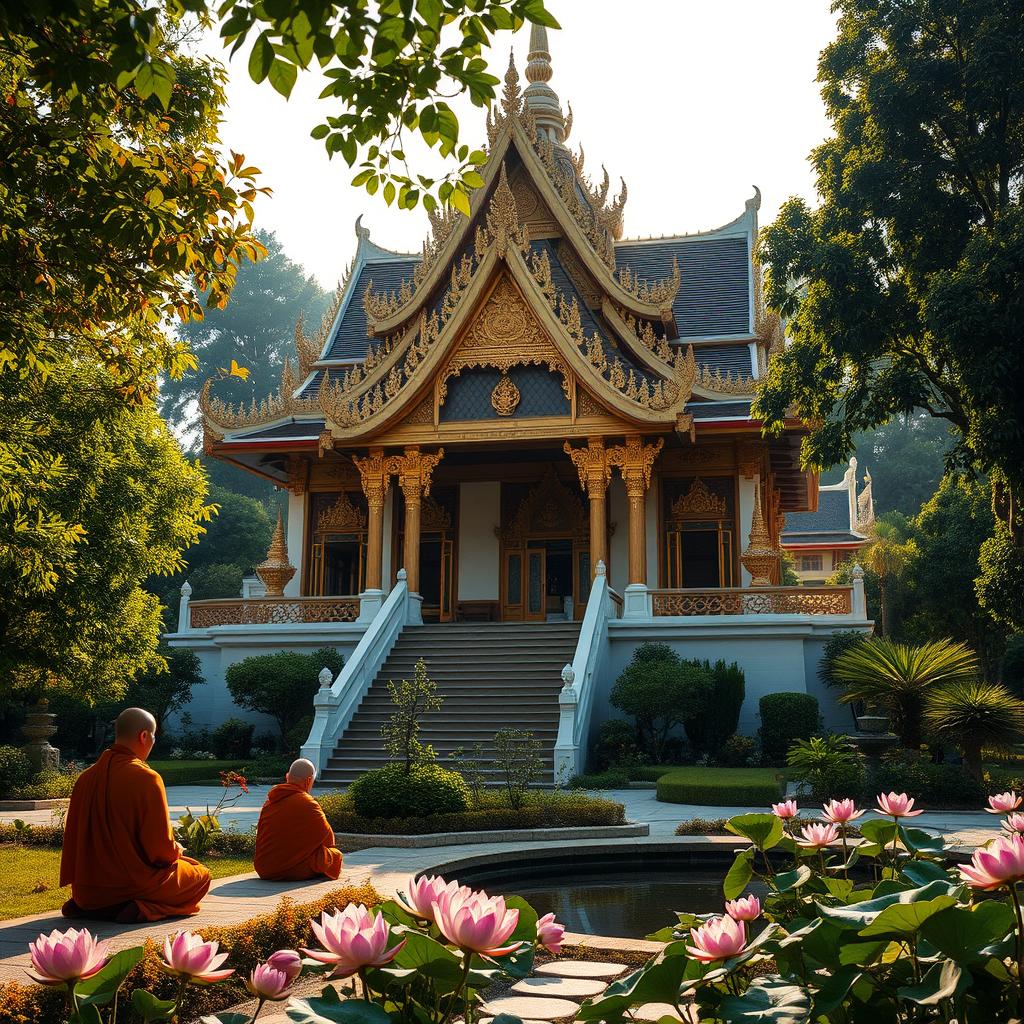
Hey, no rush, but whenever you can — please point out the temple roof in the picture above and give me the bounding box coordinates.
[782,458,875,546]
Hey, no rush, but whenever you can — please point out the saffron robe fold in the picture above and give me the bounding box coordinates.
[60,745,210,921]
[254,783,343,882]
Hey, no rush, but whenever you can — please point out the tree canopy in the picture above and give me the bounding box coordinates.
[755,0,1024,627]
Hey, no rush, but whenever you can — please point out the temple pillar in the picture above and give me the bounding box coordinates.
[388,445,445,606]
[563,437,609,580]
[608,435,663,617]
[353,448,387,620]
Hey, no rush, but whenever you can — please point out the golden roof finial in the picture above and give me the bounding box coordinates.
[523,21,564,143]
[741,483,778,587]
[255,511,296,597]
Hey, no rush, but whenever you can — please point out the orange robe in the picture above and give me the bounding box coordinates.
[60,744,210,921]
[254,783,343,882]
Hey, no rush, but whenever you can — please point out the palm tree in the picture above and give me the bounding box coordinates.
[833,638,979,749]
[863,519,913,636]
[925,682,1024,782]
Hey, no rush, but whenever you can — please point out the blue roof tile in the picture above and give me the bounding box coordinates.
[783,489,852,535]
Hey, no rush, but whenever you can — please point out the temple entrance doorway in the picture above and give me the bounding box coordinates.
[394,488,457,622]
[309,492,367,596]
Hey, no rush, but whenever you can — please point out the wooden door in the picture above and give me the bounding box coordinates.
[525,546,546,621]
[440,538,454,621]
[502,548,524,620]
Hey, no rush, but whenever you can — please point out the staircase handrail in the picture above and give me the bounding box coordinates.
[554,561,616,782]
[301,570,410,771]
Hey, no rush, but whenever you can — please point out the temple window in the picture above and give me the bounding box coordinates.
[661,476,737,589]
[308,492,368,596]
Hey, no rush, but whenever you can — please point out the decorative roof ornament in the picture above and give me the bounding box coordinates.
[857,470,876,533]
[741,483,778,587]
[524,23,565,144]
[255,512,296,597]
[672,477,728,521]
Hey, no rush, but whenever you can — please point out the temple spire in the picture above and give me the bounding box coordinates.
[524,23,565,144]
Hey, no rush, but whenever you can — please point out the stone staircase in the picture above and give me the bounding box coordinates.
[319,621,581,787]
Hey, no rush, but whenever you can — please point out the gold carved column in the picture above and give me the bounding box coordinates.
[353,448,388,592]
[608,435,664,586]
[564,437,610,577]
[387,446,444,596]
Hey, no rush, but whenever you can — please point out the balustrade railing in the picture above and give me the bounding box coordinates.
[650,585,854,617]
[187,596,360,629]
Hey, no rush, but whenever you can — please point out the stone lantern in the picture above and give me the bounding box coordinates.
[21,699,59,772]
[255,511,296,597]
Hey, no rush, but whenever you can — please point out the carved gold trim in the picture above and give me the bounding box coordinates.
[607,436,664,495]
[670,478,728,521]
[491,374,521,416]
[317,492,367,533]
[501,467,589,546]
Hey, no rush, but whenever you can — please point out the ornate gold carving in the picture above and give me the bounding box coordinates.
[385,446,445,500]
[486,51,537,146]
[651,587,852,617]
[199,356,321,432]
[486,163,529,258]
[563,437,610,497]
[353,449,388,509]
[285,456,308,495]
[741,484,779,587]
[735,443,762,479]
[558,243,602,307]
[405,397,434,426]
[189,596,360,627]
[607,436,664,495]
[617,258,680,305]
[696,363,757,395]
[576,390,605,418]
[491,374,521,416]
[502,467,589,546]
[420,495,452,532]
[438,275,570,405]
[317,492,367,533]
[671,478,728,522]
[255,512,296,597]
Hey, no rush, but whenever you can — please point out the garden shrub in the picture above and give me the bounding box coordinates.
[0,746,32,797]
[683,660,745,754]
[868,748,986,807]
[349,762,469,818]
[591,718,640,770]
[0,882,380,1024]
[759,692,820,764]
[284,714,313,755]
[319,789,624,835]
[211,717,253,759]
[611,643,712,762]
[655,766,785,806]
[8,765,80,800]
[716,734,757,768]
[786,735,865,801]
[1003,633,1024,696]
[567,767,633,790]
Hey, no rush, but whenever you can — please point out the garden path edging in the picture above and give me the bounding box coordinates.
[0,798,69,811]
[333,822,649,850]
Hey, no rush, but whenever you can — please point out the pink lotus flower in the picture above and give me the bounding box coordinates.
[536,912,565,954]
[1005,813,1024,834]
[822,799,864,824]
[266,949,302,984]
[396,874,468,923]
[27,928,109,987]
[303,905,405,978]
[686,915,747,963]
[246,963,294,1002]
[961,834,1024,890]
[987,791,1022,814]
[159,931,234,984]
[798,823,840,849]
[771,800,798,819]
[432,887,520,957]
[876,792,923,818]
[724,895,761,922]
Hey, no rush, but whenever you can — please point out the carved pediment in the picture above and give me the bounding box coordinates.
[501,467,588,545]
[438,273,571,406]
[670,478,728,523]
[317,491,367,533]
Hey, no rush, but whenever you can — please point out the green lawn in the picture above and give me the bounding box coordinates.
[0,846,253,920]
[148,759,254,786]
[656,766,786,806]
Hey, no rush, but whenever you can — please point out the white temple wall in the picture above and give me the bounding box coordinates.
[607,477,628,588]
[457,481,500,600]
[382,486,395,584]
[737,476,757,587]
[284,490,305,597]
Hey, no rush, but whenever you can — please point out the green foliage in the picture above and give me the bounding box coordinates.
[819,631,867,688]
[977,519,1024,631]
[759,693,820,764]
[1,359,213,704]
[590,718,641,771]
[655,767,785,806]
[754,0,1024,632]
[148,759,261,787]
[225,647,343,737]
[1003,635,1024,696]
[493,727,544,809]
[0,746,32,797]
[611,643,712,762]
[683,659,745,755]
[381,658,443,770]
[834,637,979,748]
[126,644,205,734]
[716,734,758,768]
[319,789,624,835]
[8,765,80,801]
[869,748,986,809]
[787,735,865,802]
[924,681,1024,781]
[210,718,254,759]
[349,762,469,819]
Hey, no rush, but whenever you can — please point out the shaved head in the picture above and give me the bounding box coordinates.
[115,707,156,740]
[287,758,316,784]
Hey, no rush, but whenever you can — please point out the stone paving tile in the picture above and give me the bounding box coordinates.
[536,960,626,979]
[482,994,582,1019]
[510,976,607,998]
[633,1001,692,1021]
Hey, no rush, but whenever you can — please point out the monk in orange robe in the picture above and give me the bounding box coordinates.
[60,708,211,923]
[254,758,342,882]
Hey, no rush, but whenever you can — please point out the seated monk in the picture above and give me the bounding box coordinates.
[254,758,343,882]
[60,708,211,924]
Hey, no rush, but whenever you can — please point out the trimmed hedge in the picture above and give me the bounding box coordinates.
[0,822,258,854]
[349,763,469,818]
[0,881,380,1024]
[319,790,625,835]
[656,767,785,806]
[759,692,820,764]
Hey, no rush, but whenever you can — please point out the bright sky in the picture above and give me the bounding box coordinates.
[205,1,838,290]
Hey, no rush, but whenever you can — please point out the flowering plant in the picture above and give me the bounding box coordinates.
[175,771,249,856]
[25,878,560,1024]
[579,792,1024,1022]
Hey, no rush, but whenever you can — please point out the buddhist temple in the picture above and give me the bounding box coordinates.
[169,28,871,778]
